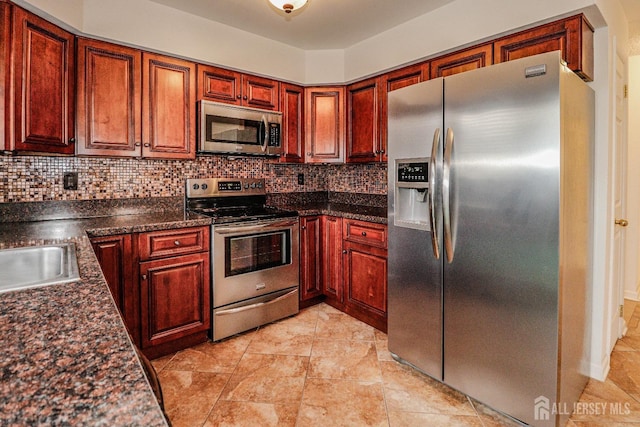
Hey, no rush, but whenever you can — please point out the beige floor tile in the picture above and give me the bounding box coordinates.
[381,360,475,416]
[388,411,483,427]
[245,324,315,356]
[203,401,298,427]
[375,336,394,362]
[297,378,387,427]
[315,310,376,341]
[472,400,527,427]
[150,353,175,373]
[219,353,308,403]
[608,350,640,401]
[164,334,252,374]
[308,338,382,381]
[158,370,230,427]
[571,378,640,424]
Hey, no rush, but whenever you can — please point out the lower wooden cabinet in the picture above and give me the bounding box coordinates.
[91,226,211,358]
[139,252,210,355]
[300,215,387,331]
[299,216,323,303]
[91,234,139,344]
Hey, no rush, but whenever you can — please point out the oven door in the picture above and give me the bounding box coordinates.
[212,217,299,308]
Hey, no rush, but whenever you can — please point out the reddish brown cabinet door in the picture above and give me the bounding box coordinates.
[384,63,430,92]
[347,77,385,163]
[494,14,594,81]
[0,1,10,148]
[305,87,345,163]
[341,219,387,332]
[430,43,493,78]
[91,234,140,345]
[242,74,279,110]
[143,52,196,159]
[197,64,279,110]
[322,215,343,305]
[140,252,210,350]
[280,82,305,163]
[11,6,75,154]
[76,38,142,156]
[300,216,322,301]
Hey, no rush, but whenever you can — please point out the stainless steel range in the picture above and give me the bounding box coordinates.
[186,178,299,341]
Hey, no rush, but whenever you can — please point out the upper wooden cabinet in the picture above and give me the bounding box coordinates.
[197,64,279,110]
[346,76,386,163]
[430,43,493,78]
[76,38,142,157]
[0,1,9,148]
[384,63,430,92]
[494,14,594,81]
[304,86,345,163]
[143,52,196,159]
[10,6,75,154]
[280,82,305,163]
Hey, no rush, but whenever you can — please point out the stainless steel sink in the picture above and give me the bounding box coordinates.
[0,243,80,293]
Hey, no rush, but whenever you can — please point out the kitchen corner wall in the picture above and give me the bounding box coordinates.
[0,155,387,203]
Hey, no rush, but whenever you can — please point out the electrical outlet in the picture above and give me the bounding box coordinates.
[297,173,304,185]
[63,172,78,190]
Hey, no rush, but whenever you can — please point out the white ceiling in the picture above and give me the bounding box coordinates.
[149,0,454,50]
[150,0,640,50]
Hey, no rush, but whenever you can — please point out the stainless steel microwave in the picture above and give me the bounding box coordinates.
[198,100,282,156]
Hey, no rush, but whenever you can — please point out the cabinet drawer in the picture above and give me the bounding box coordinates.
[343,219,387,249]
[138,226,209,260]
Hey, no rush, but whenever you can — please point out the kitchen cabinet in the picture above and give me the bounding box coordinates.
[299,216,323,303]
[280,82,305,163]
[9,6,75,154]
[90,234,140,345]
[493,14,594,81]
[346,76,386,163]
[304,86,345,163]
[0,1,9,147]
[197,64,279,110]
[76,38,142,157]
[430,43,493,78]
[341,219,388,332]
[383,63,430,92]
[322,215,343,304]
[143,53,196,159]
[138,226,210,359]
[77,43,195,159]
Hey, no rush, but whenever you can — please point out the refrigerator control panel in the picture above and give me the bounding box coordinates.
[396,158,430,190]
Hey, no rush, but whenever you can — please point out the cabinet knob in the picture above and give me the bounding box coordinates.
[68,137,76,143]
[342,249,347,254]
[361,231,367,236]
[141,274,147,280]
[135,142,141,147]
[380,149,385,154]
[307,152,312,156]
[237,94,242,99]
[375,150,380,154]
[243,95,248,100]
[143,143,150,147]
[301,226,306,230]
[174,240,181,246]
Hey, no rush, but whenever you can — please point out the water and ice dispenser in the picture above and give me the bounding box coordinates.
[394,158,430,231]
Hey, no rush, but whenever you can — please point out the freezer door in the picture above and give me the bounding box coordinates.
[387,78,444,380]
[442,52,562,425]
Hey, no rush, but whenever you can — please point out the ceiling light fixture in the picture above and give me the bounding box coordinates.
[268,0,308,14]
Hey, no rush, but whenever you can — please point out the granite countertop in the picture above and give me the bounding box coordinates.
[0,193,386,425]
[0,208,211,426]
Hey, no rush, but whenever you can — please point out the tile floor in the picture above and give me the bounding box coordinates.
[152,302,640,427]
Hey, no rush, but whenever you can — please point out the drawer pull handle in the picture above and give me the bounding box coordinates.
[141,274,147,280]
[361,231,367,236]
[174,240,181,246]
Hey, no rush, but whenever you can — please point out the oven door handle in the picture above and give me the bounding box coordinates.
[214,219,298,235]
[215,289,297,315]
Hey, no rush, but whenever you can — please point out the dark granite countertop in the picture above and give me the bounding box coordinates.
[0,207,211,426]
[0,192,386,425]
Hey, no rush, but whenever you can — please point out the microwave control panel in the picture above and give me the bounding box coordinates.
[268,123,281,147]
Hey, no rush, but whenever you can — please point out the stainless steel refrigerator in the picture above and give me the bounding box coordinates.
[387,51,593,426]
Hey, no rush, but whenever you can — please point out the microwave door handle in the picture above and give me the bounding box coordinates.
[260,116,269,152]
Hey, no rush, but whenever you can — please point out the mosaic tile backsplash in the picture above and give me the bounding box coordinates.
[0,155,387,203]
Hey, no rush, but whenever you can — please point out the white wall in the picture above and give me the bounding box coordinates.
[627,54,640,302]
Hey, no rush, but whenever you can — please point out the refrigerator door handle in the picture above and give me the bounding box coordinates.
[443,127,455,263]
[429,128,441,259]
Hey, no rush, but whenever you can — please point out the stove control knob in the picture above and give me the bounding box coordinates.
[244,183,250,189]
[250,183,256,189]
[201,184,208,190]
[192,183,200,190]
[257,182,263,189]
